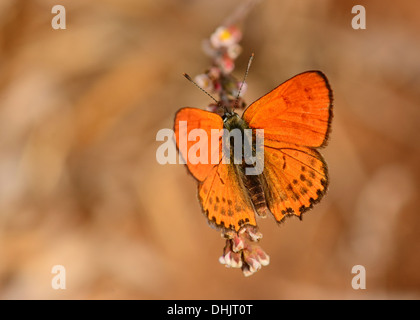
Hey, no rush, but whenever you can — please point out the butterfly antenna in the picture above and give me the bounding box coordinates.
[183,73,219,105]
[234,53,254,111]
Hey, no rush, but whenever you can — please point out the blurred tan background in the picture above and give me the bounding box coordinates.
[0,0,419,299]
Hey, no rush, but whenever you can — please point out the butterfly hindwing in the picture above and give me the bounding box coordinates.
[261,141,328,222]
[198,163,257,231]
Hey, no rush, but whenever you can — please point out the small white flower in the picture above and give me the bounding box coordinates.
[259,254,270,266]
[215,55,234,74]
[232,236,244,252]
[248,229,262,242]
[227,43,242,60]
[242,266,253,277]
[194,73,214,92]
[248,257,261,272]
[210,26,240,49]
[230,255,243,268]
[223,251,232,266]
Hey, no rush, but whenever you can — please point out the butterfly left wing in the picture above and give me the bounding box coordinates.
[198,163,257,231]
[174,107,223,182]
[174,107,256,231]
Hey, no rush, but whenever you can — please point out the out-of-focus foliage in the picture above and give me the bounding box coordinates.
[0,0,419,299]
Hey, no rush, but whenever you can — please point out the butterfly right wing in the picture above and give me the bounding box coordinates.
[242,71,332,223]
[261,140,329,223]
[243,71,332,148]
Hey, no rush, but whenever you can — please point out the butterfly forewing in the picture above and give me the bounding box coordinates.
[174,108,223,181]
[243,71,332,148]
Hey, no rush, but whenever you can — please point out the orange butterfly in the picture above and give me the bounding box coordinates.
[174,71,333,231]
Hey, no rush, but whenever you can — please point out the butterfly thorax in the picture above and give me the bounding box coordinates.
[222,112,248,131]
[221,111,252,163]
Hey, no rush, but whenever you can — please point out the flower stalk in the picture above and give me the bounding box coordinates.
[190,0,268,277]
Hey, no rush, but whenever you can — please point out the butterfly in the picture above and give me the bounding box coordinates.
[174,71,333,231]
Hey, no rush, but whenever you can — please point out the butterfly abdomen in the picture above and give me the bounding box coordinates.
[241,169,269,218]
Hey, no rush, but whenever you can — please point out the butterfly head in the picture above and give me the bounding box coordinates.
[222,110,247,131]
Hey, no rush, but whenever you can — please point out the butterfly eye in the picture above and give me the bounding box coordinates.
[222,114,229,122]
